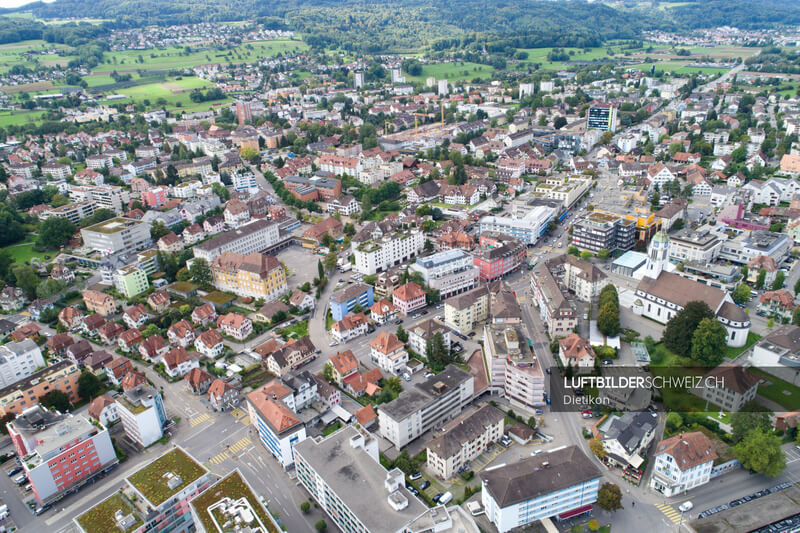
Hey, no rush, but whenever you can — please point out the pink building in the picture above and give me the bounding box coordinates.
[392,282,427,316]
[141,186,169,208]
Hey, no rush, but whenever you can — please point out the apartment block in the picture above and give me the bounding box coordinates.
[80,217,152,255]
[409,249,478,299]
[9,406,117,506]
[193,219,282,262]
[69,185,130,213]
[116,384,168,448]
[426,405,504,480]
[529,263,578,337]
[0,360,80,417]
[353,229,425,275]
[0,339,46,389]
[571,212,635,253]
[247,384,307,469]
[41,201,96,225]
[378,365,474,449]
[444,286,489,334]
[482,324,546,409]
[114,265,150,298]
[472,233,526,282]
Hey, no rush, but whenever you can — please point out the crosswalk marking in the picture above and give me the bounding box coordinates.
[209,451,230,465]
[229,437,251,454]
[656,504,682,523]
[190,413,211,427]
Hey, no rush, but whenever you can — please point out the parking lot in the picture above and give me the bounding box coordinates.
[275,244,320,290]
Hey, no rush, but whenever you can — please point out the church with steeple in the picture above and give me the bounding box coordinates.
[633,231,751,348]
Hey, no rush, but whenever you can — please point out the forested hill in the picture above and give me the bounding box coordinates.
[3,0,800,52]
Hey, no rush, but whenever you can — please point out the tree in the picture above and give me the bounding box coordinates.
[37,217,76,249]
[795,276,800,297]
[12,264,40,299]
[343,222,356,236]
[189,258,212,288]
[600,131,613,145]
[665,412,683,432]
[323,252,338,272]
[240,146,260,164]
[772,270,786,290]
[141,324,161,339]
[385,376,403,395]
[40,390,70,412]
[300,501,310,514]
[396,325,408,343]
[597,301,620,337]
[150,221,171,240]
[527,416,537,429]
[36,279,66,300]
[756,268,767,289]
[580,251,592,261]
[732,284,751,304]
[730,401,772,442]
[317,259,324,279]
[663,301,714,358]
[212,182,230,202]
[597,483,623,512]
[77,370,102,400]
[597,248,610,260]
[588,436,606,459]
[322,362,335,383]
[554,116,567,129]
[315,520,327,531]
[690,318,727,366]
[734,429,786,477]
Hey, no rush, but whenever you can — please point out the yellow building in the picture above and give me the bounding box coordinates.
[596,207,661,246]
[444,286,489,334]
[210,252,287,302]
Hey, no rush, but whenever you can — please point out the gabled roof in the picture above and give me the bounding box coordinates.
[369,332,405,355]
[654,431,717,471]
[329,350,358,376]
[88,395,116,420]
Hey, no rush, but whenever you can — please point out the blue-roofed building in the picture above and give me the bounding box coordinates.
[330,282,374,321]
[409,249,479,299]
[611,251,647,278]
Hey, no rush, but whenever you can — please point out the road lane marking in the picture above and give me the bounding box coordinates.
[655,504,682,523]
[190,413,211,427]
[209,451,230,465]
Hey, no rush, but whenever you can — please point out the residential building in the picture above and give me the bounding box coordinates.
[530,263,578,337]
[378,365,474,448]
[558,334,596,371]
[114,265,150,298]
[74,447,214,533]
[294,426,431,533]
[207,379,240,411]
[185,367,214,395]
[191,302,217,326]
[69,185,129,213]
[407,318,452,356]
[668,228,723,264]
[543,254,609,302]
[571,212,636,253]
[369,299,398,325]
[444,286,489,334]
[352,229,425,275]
[0,360,80,417]
[0,339,45,389]
[105,357,133,386]
[426,405,504,480]
[482,324,546,409]
[328,350,359,386]
[587,103,617,131]
[481,446,602,533]
[701,363,759,411]
[194,329,224,358]
[330,282,374,321]
[331,313,369,343]
[9,406,117,506]
[80,217,151,255]
[41,201,96,225]
[650,432,717,497]
[392,282,427,316]
[759,289,795,321]
[210,252,287,301]
[409,249,479,299]
[82,290,117,316]
[217,313,252,340]
[718,230,791,266]
[168,319,196,347]
[193,219,282,262]
[157,233,184,254]
[123,304,150,329]
[289,289,314,312]
[472,233,526,282]
[750,325,800,367]
[600,411,657,469]
[88,395,119,427]
[223,199,251,227]
[116,384,168,447]
[263,337,315,377]
[139,335,169,362]
[247,385,307,469]
[0,287,26,311]
[369,332,408,375]
[163,348,198,378]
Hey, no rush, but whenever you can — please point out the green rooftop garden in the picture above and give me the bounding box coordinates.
[167,281,199,294]
[127,448,207,506]
[203,291,236,306]
[76,492,142,533]
[190,471,279,533]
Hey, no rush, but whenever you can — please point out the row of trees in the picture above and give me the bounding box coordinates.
[596,284,620,337]
[663,301,727,367]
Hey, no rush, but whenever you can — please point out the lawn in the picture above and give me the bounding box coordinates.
[278,319,309,340]
[322,420,342,436]
[404,61,495,83]
[749,367,800,411]
[723,332,761,359]
[109,76,226,111]
[3,236,51,265]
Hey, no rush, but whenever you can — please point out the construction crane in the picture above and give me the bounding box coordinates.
[414,112,433,135]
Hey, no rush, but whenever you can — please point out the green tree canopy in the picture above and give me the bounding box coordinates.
[732,284,751,304]
[37,217,76,249]
[734,429,786,478]
[40,389,70,412]
[77,370,102,400]
[730,400,772,442]
[189,258,212,288]
[690,317,727,366]
[597,482,623,512]
[663,300,714,358]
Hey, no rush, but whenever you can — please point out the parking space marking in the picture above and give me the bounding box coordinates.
[190,413,211,427]
[656,504,682,523]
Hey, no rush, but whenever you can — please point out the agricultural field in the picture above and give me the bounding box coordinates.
[0,39,75,74]
[0,109,48,128]
[404,61,495,82]
[104,75,232,112]
[91,38,307,74]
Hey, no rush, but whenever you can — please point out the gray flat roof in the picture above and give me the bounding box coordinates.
[293,427,427,532]
[379,365,471,420]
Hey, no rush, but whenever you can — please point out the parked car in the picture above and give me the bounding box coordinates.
[420,480,431,490]
[409,472,422,481]
[7,466,22,477]
[433,493,443,503]
[679,501,694,512]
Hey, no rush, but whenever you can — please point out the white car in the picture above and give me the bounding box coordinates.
[679,501,693,513]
